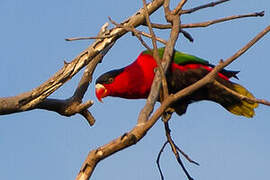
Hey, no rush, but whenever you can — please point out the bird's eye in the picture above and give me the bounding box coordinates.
[108,77,114,83]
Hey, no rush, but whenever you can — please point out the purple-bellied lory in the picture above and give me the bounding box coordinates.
[95,47,258,117]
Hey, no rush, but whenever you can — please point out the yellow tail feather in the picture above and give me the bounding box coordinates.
[226,84,258,118]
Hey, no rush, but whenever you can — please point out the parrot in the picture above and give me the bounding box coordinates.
[95,47,258,117]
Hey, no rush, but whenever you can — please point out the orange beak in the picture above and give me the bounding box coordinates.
[95,83,108,102]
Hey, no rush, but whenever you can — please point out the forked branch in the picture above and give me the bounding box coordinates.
[164,122,194,180]
[75,23,270,180]
[0,0,165,123]
[1,0,269,179]
[146,11,265,29]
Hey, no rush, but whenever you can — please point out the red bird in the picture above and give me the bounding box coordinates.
[95,48,258,117]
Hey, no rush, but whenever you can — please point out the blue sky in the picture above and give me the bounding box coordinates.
[0,0,270,180]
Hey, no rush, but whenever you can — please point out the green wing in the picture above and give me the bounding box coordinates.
[142,47,209,65]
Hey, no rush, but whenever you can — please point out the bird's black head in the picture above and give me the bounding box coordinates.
[95,68,124,102]
[95,68,124,85]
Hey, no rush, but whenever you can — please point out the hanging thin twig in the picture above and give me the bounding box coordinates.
[156,141,169,180]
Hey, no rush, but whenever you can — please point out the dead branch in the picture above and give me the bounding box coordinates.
[161,109,199,166]
[67,29,167,44]
[50,0,270,179]
[0,0,165,122]
[36,42,114,126]
[171,0,187,15]
[183,11,265,28]
[175,146,200,166]
[108,17,152,51]
[154,25,270,120]
[76,15,270,180]
[142,0,169,99]
[36,98,95,125]
[213,80,270,106]
[137,0,182,124]
[164,122,194,180]
[147,11,265,30]
[76,0,184,179]
[156,141,169,180]
[161,99,198,179]
[65,35,116,41]
[1,0,269,179]
[109,16,167,48]
[181,0,230,14]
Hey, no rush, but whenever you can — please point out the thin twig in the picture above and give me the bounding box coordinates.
[142,0,169,99]
[164,122,194,180]
[146,11,265,30]
[181,0,230,14]
[175,146,200,166]
[142,22,194,42]
[140,31,167,44]
[162,107,199,166]
[172,0,187,15]
[109,17,166,48]
[65,35,115,41]
[109,17,152,51]
[213,25,270,72]
[213,80,270,106]
[142,0,159,50]
[66,29,167,44]
[161,2,195,179]
[161,106,199,168]
[182,11,265,28]
[156,141,169,180]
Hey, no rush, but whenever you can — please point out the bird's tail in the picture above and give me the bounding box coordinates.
[223,83,258,118]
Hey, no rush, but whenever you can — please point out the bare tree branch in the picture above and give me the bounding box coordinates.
[36,98,94,124]
[0,0,165,121]
[137,0,182,124]
[182,11,265,28]
[66,28,167,45]
[153,25,270,120]
[76,0,185,179]
[176,146,200,166]
[76,18,270,180]
[65,35,115,41]
[36,41,115,126]
[156,141,169,180]
[213,80,270,106]
[172,0,187,15]
[142,0,169,99]
[181,0,230,14]
[2,0,269,179]
[108,17,152,52]
[164,122,194,180]
[147,11,265,30]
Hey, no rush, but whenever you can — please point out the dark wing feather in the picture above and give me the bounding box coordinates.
[167,67,257,117]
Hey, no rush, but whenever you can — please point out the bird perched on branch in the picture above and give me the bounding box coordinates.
[95,47,258,117]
